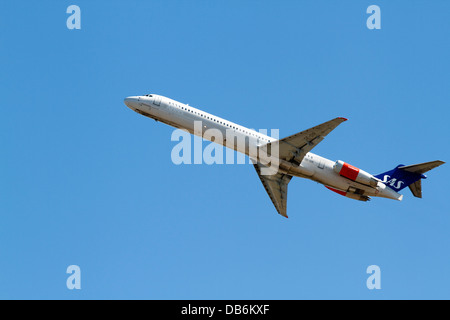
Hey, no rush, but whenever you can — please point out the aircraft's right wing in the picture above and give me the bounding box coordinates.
[265,117,348,165]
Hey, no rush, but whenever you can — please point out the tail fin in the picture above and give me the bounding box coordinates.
[375,160,445,198]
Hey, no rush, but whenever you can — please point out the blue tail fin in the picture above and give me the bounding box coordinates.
[375,165,424,192]
[375,161,444,194]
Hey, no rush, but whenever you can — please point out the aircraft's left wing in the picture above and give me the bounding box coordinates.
[254,117,347,217]
[253,162,293,218]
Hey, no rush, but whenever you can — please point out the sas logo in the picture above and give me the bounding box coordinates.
[382,175,404,190]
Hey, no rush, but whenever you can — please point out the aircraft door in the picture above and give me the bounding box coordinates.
[318,160,325,169]
[153,96,161,106]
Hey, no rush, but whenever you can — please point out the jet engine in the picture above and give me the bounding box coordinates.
[325,186,371,201]
[333,160,379,187]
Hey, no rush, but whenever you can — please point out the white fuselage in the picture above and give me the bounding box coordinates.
[124,94,402,201]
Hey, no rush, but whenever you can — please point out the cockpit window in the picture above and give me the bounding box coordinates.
[145,94,153,97]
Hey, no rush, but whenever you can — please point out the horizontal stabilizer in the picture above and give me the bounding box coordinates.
[399,160,445,175]
[376,160,444,196]
[398,160,444,198]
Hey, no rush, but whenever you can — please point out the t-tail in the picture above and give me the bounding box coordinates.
[375,160,445,198]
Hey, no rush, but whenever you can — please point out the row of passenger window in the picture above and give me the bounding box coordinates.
[168,101,270,142]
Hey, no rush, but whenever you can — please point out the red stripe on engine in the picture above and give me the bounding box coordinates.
[325,186,347,196]
[340,163,360,181]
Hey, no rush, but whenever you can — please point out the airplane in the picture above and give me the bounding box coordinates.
[124,94,445,218]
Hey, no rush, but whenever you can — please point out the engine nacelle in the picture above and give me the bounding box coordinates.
[345,192,371,202]
[333,160,379,187]
[325,186,371,201]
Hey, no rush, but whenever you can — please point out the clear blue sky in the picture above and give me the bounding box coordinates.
[1,1,449,299]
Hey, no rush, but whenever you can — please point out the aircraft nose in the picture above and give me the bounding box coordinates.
[124,96,140,109]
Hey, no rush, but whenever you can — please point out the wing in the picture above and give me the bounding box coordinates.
[253,117,347,217]
[253,162,293,218]
[266,117,348,165]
